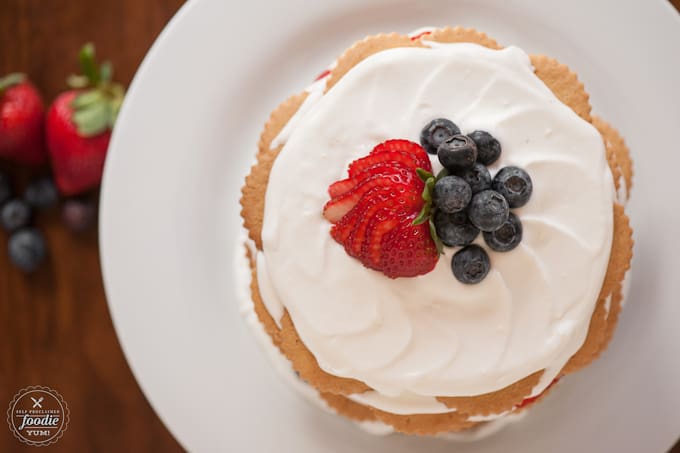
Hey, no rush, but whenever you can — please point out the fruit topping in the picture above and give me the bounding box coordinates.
[453,162,491,194]
[468,130,501,165]
[452,244,490,284]
[437,134,477,170]
[491,166,533,208]
[324,139,438,278]
[433,210,479,247]
[432,175,471,214]
[420,118,460,155]
[468,190,509,232]
[483,212,523,252]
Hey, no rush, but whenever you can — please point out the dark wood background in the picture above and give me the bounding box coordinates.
[1,1,679,451]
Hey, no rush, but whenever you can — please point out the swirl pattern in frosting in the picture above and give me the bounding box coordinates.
[260,43,614,398]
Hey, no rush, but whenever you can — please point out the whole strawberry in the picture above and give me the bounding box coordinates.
[46,43,124,195]
[0,73,47,165]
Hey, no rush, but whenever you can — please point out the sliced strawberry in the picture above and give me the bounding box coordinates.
[359,207,404,269]
[345,185,418,258]
[324,139,440,279]
[379,215,438,278]
[348,140,431,177]
[323,166,418,223]
[328,162,413,198]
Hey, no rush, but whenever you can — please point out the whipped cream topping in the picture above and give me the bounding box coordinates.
[236,232,527,438]
[260,43,615,400]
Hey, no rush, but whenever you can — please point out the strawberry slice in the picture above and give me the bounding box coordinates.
[379,215,438,278]
[328,162,413,199]
[349,140,431,178]
[323,166,418,223]
[323,139,440,279]
[346,185,420,258]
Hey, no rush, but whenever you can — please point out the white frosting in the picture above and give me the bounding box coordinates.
[235,234,525,439]
[260,43,615,399]
[347,390,453,415]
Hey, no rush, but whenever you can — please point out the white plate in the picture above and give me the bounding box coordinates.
[100,0,680,451]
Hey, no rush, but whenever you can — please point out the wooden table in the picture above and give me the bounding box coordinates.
[1,1,679,451]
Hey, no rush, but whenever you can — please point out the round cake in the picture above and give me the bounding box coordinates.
[240,26,633,436]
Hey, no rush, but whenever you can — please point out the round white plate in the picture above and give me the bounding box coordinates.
[100,0,680,451]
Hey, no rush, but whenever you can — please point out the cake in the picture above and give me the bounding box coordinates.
[239,26,633,436]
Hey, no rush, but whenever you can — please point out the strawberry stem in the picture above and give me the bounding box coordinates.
[0,73,26,95]
[412,167,447,254]
[67,43,126,137]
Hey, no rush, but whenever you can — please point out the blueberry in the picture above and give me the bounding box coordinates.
[467,190,509,232]
[492,166,533,208]
[454,162,491,194]
[484,212,522,252]
[434,210,479,247]
[452,244,490,284]
[8,228,47,272]
[0,171,11,206]
[468,130,501,165]
[25,178,59,209]
[432,176,472,214]
[420,118,461,154]
[437,135,477,170]
[62,199,96,233]
[1,199,32,232]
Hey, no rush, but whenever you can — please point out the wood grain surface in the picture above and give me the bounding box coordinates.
[1,1,679,452]
[0,1,184,452]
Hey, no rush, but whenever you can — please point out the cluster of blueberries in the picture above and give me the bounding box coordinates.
[0,170,95,272]
[419,118,533,284]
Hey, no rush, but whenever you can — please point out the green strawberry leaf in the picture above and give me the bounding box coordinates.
[0,73,25,95]
[429,218,445,255]
[72,101,110,137]
[100,61,113,84]
[421,179,432,203]
[71,90,104,109]
[67,74,90,89]
[79,43,100,86]
[412,203,430,225]
[416,167,434,183]
[435,168,450,181]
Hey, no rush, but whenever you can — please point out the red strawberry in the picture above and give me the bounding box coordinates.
[46,43,125,195]
[0,73,47,165]
[348,140,431,177]
[323,166,417,222]
[379,215,438,278]
[328,162,413,198]
[324,139,439,278]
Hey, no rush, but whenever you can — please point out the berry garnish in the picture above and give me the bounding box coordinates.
[420,118,460,155]
[484,212,522,252]
[452,244,490,284]
[468,130,501,165]
[454,162,491,194]
[8,228,47,272]
[25,178,59,209]
[1,199,32,233]
[380,215,438,278]
[437,134,477,170]
[433,210,479,247]
[323,166,417,222]
[62,199,96,233]
[47,43,125,195]
[492,166,533,208]
[0,170,11,205]
[467,190,509,232]
[0,73,47,165]
[432,175,471,214]
[325,140,439,278]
